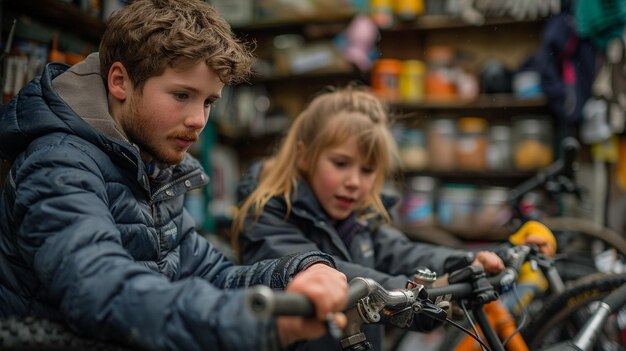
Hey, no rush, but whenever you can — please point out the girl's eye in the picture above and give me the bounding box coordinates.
[333,160,348,168]
[361,167,375,174]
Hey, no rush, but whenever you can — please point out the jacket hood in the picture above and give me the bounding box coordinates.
[0,53,127,160]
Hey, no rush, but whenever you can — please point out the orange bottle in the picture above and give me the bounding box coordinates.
[371,59,402,102]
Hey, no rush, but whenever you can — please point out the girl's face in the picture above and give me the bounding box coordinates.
[307,136,377,221]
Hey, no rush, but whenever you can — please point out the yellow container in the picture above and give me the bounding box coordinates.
[394,0,425,20]
[399,60,425,102]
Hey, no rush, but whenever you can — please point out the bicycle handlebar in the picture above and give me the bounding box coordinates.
[247,244,538,319]
[246,277,372,319]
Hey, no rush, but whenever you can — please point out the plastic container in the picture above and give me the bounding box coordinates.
[371,59,402,102]
[398,128,428,171]
[427,118,456,171]
[425,46,457,100]
[487,125,512,170]
[474,186,511,237]
[437,184,477,232]
[455,117,488,171]
[400,176,437,227]
[512,117,553,171]
[399,60,425,103]
[394,0,425,21]
[370,0,395,28]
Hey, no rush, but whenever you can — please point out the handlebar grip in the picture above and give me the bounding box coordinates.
[246,277,374,319]
[346,277,372,308]
[247,285,315,319]
[426,282,474,300]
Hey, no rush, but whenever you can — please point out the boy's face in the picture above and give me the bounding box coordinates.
[308,136,377,221]
[121,62,223,164]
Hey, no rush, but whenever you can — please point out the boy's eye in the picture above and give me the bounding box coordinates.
[204,99,216,108]
[361,167,375,174]
[173,92,189,100]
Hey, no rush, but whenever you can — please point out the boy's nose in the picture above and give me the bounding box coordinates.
[186,106,209,129]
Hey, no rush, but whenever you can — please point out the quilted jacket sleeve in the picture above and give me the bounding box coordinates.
[13,143,333,351]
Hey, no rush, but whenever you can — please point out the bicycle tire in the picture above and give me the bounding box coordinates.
[522,273,626,350]
[0,316,131,351]
[542,217,626,257]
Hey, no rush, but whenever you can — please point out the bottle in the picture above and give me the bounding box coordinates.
[371,59,402,102]
[512,117,553,171]
[394,0,425,21]
[427,118,456,171]
[455,117,488,171]
[399,60,425,103]
[370,0,395,29]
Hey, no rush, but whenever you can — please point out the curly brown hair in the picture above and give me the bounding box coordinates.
[99,0,254,90]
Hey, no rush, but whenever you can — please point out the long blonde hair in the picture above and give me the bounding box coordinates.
[232,86,398,251]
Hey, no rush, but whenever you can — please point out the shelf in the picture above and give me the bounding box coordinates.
[402,169,536,180]
[394,94,547,111]
[385,16,544,32]
[398,169,538,188]
[234,15,544,34]
[233,13,356,32]
[250,70,363,84]
[4,0,106,43]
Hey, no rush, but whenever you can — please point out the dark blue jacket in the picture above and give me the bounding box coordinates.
[0,53,335,351]
[237,162,469,351]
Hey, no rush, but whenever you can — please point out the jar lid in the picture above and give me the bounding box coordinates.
[410,176,436,192]
[429,118,456,132]
[425,46,454,63]
[438,184,477,199]
[513,118,552,136]
[373,59,403,73]
[401,60,425,74]
[458,117,487,132]
[477,186,509,204]
[489,125,511,140]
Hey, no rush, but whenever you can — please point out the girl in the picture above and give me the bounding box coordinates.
[232,86,503,351]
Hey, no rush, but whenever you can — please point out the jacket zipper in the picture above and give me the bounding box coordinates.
[149,169,204,205]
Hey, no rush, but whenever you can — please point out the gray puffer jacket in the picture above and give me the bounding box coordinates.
[0,53,336,351]
[237,161,471,351]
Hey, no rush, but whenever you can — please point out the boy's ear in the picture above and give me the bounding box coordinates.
[107,61,129,101]
[296,141,308,172]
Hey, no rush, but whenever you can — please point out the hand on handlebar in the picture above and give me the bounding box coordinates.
[277,263,348,348]
[473,251,505,274]
[509,220,557,257]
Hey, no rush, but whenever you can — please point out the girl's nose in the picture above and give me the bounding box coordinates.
[345,169,360,188]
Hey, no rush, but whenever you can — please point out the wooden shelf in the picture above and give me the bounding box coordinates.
[394,94,547,111]
[386,16,544,32]
[250,70,363,84]
[4,0,106,43]
[402,169,536,180]
[233,13,356,32]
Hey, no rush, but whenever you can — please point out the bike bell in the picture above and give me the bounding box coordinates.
[408,266,437,288]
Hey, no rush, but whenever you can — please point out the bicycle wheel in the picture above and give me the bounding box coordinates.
[0,316,130,351]
[523,273,626,350]
[544,217,626,275]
